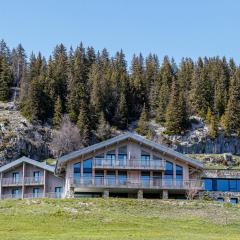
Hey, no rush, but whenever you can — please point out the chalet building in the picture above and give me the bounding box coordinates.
[55,132,204,199]
[1,133,240,202]
[0,157,64,199]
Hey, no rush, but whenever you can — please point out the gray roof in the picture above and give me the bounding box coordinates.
[0,156,55,173]
[56,132,203,171]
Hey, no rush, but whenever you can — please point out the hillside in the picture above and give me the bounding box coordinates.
[0,198,239,240]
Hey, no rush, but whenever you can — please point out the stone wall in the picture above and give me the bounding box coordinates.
[202,169,240,179]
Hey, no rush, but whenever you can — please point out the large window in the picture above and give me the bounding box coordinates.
[107,171,116,185]
[12,188,20,198]
[118,171,127,185]
[153,172,162,186]
[95,154,104,167]
[141,171,150,187]
[204,178,240,192]
[176,165,183,186]
[95,170,104,185]
[106,150,116,166]
[83,159,93,184]
[12,172,20,183]
[33,171,41,182]
[33,188,40,198]
[55,187,62,198]
[141,151,150,167]
[164,161,173,185]
[73,162,81,184]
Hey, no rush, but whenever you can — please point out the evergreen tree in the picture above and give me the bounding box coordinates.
[206,107,212,125]
[209,113,218,138]
[77,102,90,146]
[96,112,111,141]
[0,58,12,101]
[53,96,62,127]
[136,104,149,135]
[224,69,240,135]
[165,80,188,134]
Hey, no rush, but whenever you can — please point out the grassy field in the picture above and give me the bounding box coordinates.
[0,198,240,240]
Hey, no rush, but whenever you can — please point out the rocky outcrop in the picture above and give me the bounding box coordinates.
[0,101,53,165]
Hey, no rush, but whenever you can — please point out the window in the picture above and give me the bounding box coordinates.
[153,172,162,186]
[95,170,104,185]
[12,188,20,198]
[107,171,116,185]
[204,178,240,192]
[217,197,224,202]
[141,151,150,167]
[33,188,40,198]
[141,171,150,187]
[12,172,20,183]
[95,154,104,167]
[176,165,183,185]
[204,179,213,191]
[106,151,116,166]
[83,159,93,184]
[118,171,127,185]
[33,171,41,182]
[118,154,127,166]
[230,198,238,204]
[164,161,173,185]
[55,187,62,198]
[73,162,81,184]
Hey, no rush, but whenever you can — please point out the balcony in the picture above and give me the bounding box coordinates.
[93,159,165,170]
[1,192,63,200]
[1,177,44,187]
[71,176,203,190]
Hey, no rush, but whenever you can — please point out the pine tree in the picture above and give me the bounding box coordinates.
[224,69,240,135]
[0,58,12,101]
[53,96,62,127]
[136,105,149,135]
[209,113,218,138]
[165,80,188,134]
[206,107,212,125]
[77,103,90,146]
[96,112,111,141]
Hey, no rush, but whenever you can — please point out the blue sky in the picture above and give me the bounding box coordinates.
[0,0,240,64]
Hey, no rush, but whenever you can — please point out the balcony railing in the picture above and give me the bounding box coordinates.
[71,176,203,190]
[93,159,165,170]
[1,192,63,200]
[1,177,44,186]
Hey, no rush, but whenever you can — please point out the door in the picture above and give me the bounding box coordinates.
[12,172,20,184]
[33,188,40,198]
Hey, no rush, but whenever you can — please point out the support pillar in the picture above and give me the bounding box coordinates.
[0,172,2,199]
[162,190,168,199]
[103,189,109,198]
[137,189,143,199]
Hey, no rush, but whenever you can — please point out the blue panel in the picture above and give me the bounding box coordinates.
[204,179,213,191]
[83,159,92,175]
[165,161,173,175]
[229,180,237,192]
[217,179,229,191]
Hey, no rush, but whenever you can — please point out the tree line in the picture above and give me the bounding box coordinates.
[0,39,240,145]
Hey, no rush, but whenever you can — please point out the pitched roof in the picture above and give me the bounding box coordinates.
[0,156,55,173]
[56,132,203,172]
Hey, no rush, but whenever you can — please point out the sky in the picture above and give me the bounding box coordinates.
[0,0,240,65]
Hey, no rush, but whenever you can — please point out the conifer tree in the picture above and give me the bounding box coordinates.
[136,104,149,135]
[77,103,90,146]
[165,80,188,134]
[53,96,62,127]
[0,58,12,101]
[224,69,240,135]
[209,113,218,138]
[206,107,212,125]
[96,112,111,141]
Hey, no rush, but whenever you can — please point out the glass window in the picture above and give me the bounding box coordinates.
[12,188,20,198]
[95,170,104,185]
[107,171,116,185]
[230,198,238,204]
[12,172,20,183]
[73,162,81,184]
[153,172,162,186]
[229,180,237,192]
[33,188,40,198]
[83,159,92,184]
[106,151,116,166]
[217,179,229,191]
[204,179,213,191]
[118,171,127,185]
[33,171,41,182]
[217,197,224,202]
[95,154,104,167]
[55,187,62,198]
[141,171,150,186]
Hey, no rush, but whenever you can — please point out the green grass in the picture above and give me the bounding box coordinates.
[0,198,240,239]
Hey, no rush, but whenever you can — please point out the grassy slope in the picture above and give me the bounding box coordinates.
[0,198,240,240]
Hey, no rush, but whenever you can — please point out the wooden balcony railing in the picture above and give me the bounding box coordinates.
[1,177,44,186]
[93,159,165,170]
[0,192,63,200]
[71,176,204,190]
